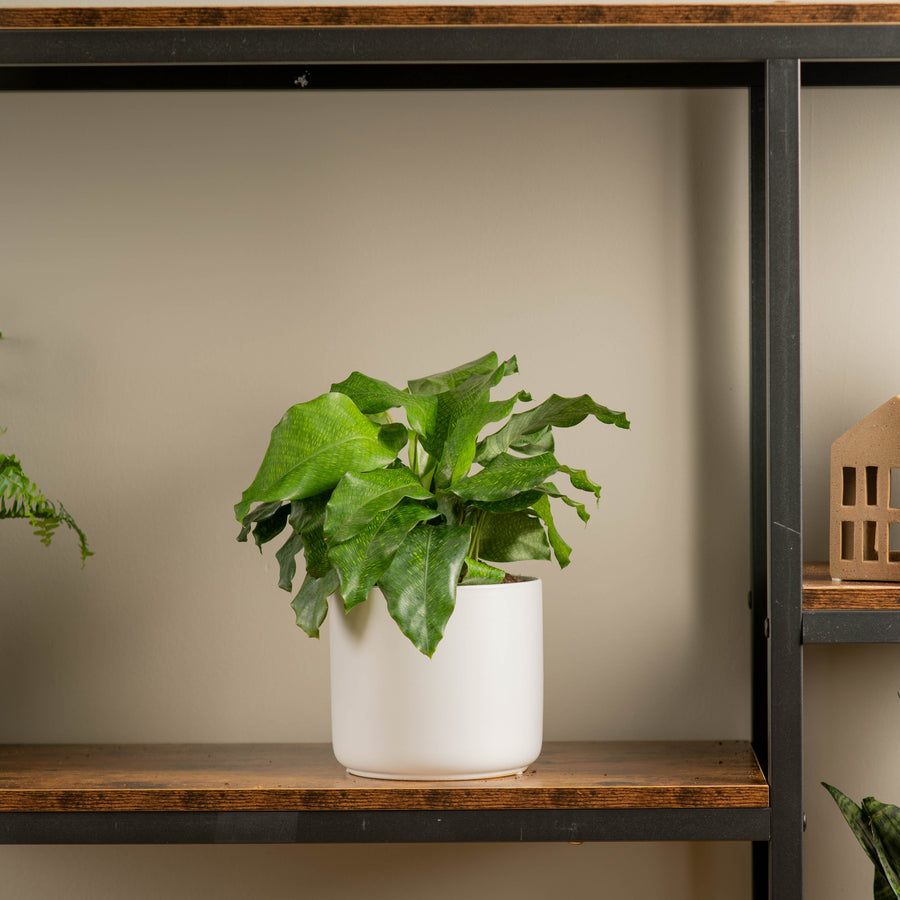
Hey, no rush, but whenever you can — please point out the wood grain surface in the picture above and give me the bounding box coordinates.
[0,741,768,812]
[4,5,900,29]
[804,561,900,609]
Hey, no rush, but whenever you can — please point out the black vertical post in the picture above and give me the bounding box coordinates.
[765,58,804,900]
[748,72,770,900]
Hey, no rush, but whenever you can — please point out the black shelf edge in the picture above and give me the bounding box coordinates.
[5,24,900,68]
[803,609,900,644]
[0,807,772,845]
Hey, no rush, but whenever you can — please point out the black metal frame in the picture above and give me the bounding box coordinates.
[7,16,900,899]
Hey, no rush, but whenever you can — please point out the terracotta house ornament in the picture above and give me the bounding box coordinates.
[830,396,900,581]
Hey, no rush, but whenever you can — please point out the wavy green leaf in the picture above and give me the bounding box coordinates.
[477,393,630,464]
[559,464,603,501]
[478,510,551,563]
[236,500,284,543]
[289,494,330,578]
[424,358,520,490]
[291,568,339,638]
[510,424,554,457]
[451,452,559,503]
[250,503,290,548]
[328,500,439,609]
[235,392,400,522]
[532,494,572,568]
[824,784,884,872]
[331,370,437,437]
[407,351,503,396]
[324,467,434,543]
[379,524,471,656]
[275,529,305,591]
[461,556,506,585]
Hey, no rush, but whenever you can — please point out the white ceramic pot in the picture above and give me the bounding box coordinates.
[328,578,543,780]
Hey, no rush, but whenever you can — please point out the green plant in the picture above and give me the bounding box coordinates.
[0,451,92,567]
[236,351,629,656]
[824,783,900,899]
[1,331,91,566]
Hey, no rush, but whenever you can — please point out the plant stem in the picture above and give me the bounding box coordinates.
[469,509,488,561]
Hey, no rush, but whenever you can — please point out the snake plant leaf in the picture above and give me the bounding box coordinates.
[237,500,285,543]
[328,500,440,609]
[478,510,551,563]
[234,392,401,523]
[289,494,330,578]
[291,568,339,639]
[866,798,900,898]
[379,524,471,657]
[476,393,630,465]
[324,467,434,543]
[407,351,505,396]
[331,371,437,438]
[531,494,572,568]
[460,556,506,585]
[824,784,884,871]
[451,452,559,503]
[275,529,305,591]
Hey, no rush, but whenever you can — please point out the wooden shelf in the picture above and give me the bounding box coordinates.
[0,741,767,812]
[0,741,769,844]
[803,562,900,643]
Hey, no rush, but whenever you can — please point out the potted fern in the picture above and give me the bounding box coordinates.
[236,351,628,779]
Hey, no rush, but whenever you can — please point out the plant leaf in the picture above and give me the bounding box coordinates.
[0,452,92,567]
[559,464,603,501]
[328,500,440,609]
[461,556,506,585]
[291,568,339,638]
[532,494,572,568]
[324,467,434,543]
[823,784,884,871]
[237,500,285,542]
[451,452,559,503]
[275,529,305,591]
[476,393,630,464]
[407,351,503,396]
[331,370,437,437]
[866,798,900,897]
[478,510,551,563]
[250,503,290,548]
[235,392,400,522]
[537,481,590,523]
[289,494,330,578]
[378,524,471,657]
[510,425,554,457]
[424,358,520,490]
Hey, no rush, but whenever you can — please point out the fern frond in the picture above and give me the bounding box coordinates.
[0,453,92,567]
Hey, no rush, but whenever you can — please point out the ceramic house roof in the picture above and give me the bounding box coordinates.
[832,395,900,462]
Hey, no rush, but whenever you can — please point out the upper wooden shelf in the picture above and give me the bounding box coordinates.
[804,562,900,609]
[0,741,767,813]
[5,4,900,29]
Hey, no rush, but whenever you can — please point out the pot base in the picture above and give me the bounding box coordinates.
[346,765,527,781]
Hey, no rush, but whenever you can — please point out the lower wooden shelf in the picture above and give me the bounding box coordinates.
[0,741,769,844]
[803,562,900,643]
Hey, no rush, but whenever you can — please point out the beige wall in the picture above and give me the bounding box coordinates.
[3,74,887,899]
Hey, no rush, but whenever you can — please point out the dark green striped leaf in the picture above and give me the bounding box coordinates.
[478,510,551,563]
[331,370,437,437]
[328,500,440,609]
[379,525,471,657]
[235,392,400,522]
[477,393,630,464]
[451,452,559,503]
[461,556,506,585]
[290,568,339,639]
[324,467,434,543]
[532,494,572,568]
